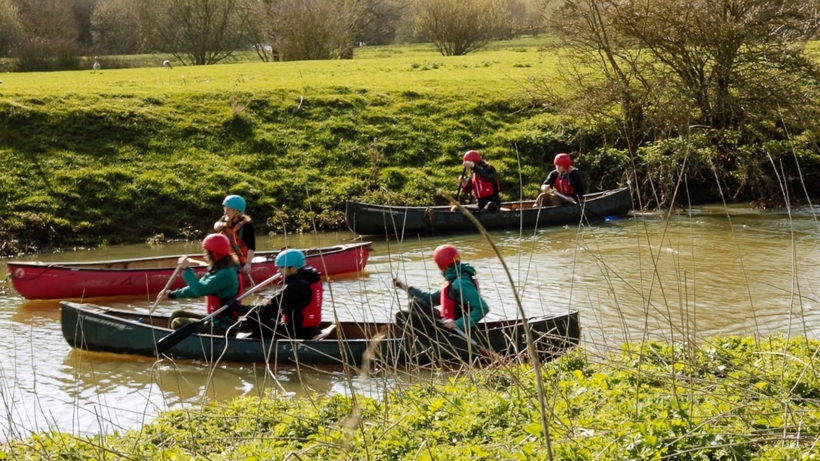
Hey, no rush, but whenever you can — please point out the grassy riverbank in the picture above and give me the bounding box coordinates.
[4,337,819,459]
[2,36,819,254]
[1,37,599,253]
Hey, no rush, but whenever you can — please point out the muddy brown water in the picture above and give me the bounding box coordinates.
[2,205,819,440]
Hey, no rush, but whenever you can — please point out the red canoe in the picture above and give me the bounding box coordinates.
[8,241,372,300]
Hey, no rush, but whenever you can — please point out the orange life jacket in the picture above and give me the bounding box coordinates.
[222,215,251,265]
[282,278,323,328]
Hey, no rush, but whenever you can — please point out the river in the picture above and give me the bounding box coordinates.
[2,205,820,441]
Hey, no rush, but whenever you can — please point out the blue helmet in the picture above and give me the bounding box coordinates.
[222,195,246,213]
[275,249,306,269]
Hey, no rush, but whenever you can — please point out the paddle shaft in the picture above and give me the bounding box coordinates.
[155,272,283,355]
[149,262,186,314]
[552,190,610,221]
[551,189,577,205]
[549,188,604,220]
[455,166,467,203]
[451,326,506,362]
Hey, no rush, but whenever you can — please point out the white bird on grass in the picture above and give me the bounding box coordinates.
[162,60,173,69]
[93,56,100,73]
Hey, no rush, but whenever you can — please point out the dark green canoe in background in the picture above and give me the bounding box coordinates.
[345,187,632,236]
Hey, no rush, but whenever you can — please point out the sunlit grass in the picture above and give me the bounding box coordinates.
[0,37,559,97]
[0,36,582,250]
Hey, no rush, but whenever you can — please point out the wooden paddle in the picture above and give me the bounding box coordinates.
[154,272,283,355]
[550,189,610,221]
[549,189,577,204]
[452,326,508,364]
[454,166,467,204]
[148,259,186,314]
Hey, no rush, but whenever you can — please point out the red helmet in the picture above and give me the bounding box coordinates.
[463,150,482,163]
[554,153,572,169]
[202,234,231,261]
[433,244,460,271]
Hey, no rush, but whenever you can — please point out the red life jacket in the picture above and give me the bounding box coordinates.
[282,278,323,328]
[222,216,251,265]
[439,274,479,320]
[205,269,242,319]
[470,172,500,199]
[205,295,221,315]
[554,173,575,196]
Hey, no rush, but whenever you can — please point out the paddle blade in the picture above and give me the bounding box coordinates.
[155,321,200,355]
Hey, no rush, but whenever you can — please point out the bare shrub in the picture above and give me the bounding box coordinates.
[12,0,80,70]
[15,37,79,71]
[414,0,509,56]
[267,0,362,61]
[90,0,144,55]
[0,0,23,57]
[537,0,820,205]
[141,0,249,65]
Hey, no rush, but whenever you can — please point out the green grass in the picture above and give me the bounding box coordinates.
[0,37,592,251]
[0,38,559,96]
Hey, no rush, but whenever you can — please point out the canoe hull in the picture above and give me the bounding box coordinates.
[345,188,632,235]
[401,312,580,365]
[60,301,580,366]
[60,301,400,366]
[10,242,371,300]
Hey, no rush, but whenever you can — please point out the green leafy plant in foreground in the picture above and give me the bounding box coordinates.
[4,335,820,460]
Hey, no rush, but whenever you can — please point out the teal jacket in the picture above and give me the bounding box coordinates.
[170,266,240,301]
[407,262,490,332]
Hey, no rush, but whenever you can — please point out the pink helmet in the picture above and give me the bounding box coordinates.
[433,244,460,271]
[554,153,572,169]
[463,150,482,163]
[202,234,232,260]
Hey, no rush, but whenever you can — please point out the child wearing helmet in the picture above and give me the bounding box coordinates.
[393,244,490,335]
[158,234,243,334]
[214,194,256,277]
[459,150,502,211]
[245,248,323,340]
[534,152,585,208]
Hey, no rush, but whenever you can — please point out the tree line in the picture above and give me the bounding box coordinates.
[0,0,542,70]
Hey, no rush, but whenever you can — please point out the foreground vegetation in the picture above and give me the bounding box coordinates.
[4,336,820,459]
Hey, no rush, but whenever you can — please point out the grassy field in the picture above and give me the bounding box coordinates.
[2,37,614,252]
[0,38,558,96]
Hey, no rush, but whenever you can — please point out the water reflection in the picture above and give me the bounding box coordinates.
[3,212,820,440]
